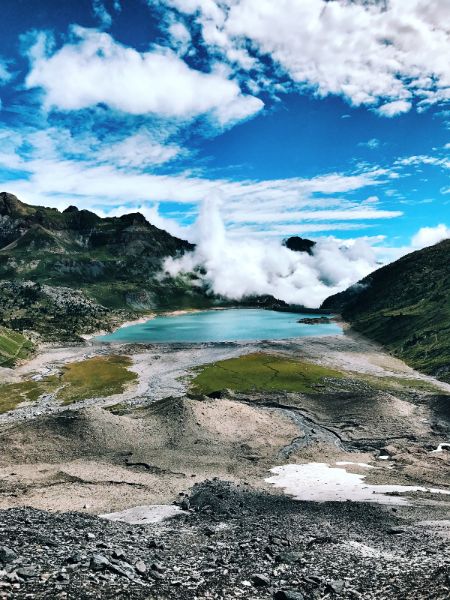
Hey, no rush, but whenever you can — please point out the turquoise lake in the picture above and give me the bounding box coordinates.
[97,308,342,344]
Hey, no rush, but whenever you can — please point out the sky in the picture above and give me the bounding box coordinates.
[0,0,449,278]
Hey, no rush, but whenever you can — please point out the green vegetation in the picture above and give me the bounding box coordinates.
[0,326,34,367]
[190,352,346,395]
[0,379,56,414]
[0,355,137,413]
[323,240,450,382]
[57,355,137,405]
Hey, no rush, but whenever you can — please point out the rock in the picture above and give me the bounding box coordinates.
[134,559,147,575]
[180,498,190,510]
[111,549,126,560]
[0,547,17,564]
[252,573,271,587]
[16,566,39,579]
[327,579,345,594]
[387,527,405,534]
[66,552,84,564]
[151,561,166,573]
[275,551,303,564]
[108,562,135,580]
[90,554,109,572]
[274,591,305,600]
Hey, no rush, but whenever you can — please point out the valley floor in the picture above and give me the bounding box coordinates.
[0,330,449,598]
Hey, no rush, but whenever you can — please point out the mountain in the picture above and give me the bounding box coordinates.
[283,236,316,255]
[0,192,214,343]
[322,239,450,382]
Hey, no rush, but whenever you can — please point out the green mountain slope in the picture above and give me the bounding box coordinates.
[0,192,214,341]
[322,240,450,382]
[0,326,34,367]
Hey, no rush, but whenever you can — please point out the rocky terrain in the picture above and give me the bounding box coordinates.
[0,480,449,599]
[0,332,448,598]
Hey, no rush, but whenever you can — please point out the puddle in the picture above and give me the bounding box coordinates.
[100,504,187,524]
[266,462,450,505]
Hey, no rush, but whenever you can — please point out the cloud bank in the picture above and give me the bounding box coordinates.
[411,224,450,249]
[160,0,450,114]
[164,195,381,307]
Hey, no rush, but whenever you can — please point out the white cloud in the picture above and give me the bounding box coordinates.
[25,27,263,126]
[97,130,181,167]
[161,0,450,114]
[411,224,450,249]
[376,100,412,117]
[92,0,112,28]
[165,195,382,306]
[359,138,380,149]
[168,21,192,55]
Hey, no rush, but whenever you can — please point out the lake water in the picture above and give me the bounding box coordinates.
[97,308,342,344]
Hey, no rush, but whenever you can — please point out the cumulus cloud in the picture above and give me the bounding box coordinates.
[411,224,450,249]
[25,27,263,125]
[164,194,382,307]
[376,100,412,117]
[160,0,450,114]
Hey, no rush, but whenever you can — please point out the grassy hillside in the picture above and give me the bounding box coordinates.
[322,240,450,381]
[0,326,34,367]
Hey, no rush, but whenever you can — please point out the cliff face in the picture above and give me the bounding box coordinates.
[322,239,450,381]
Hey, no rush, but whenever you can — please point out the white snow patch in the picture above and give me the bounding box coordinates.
[266,463,450,505]
[345,540,396,560]
[431,443,450,454]
[100,504,186,525]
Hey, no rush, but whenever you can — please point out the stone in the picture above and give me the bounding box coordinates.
[111,549,126,560]
[327,579,345,594]
[274,591,305,600]
[16,566,39,579]
[275,551,303,564]
[0,547,17,565]
[252,573,271,587]
[90,555,109,572]
[387,527,405,535]
[135,560,147,575]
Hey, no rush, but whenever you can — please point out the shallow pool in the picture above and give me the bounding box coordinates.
[97,308,342,344]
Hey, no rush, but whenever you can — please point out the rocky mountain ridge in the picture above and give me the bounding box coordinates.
[0,193,213,345]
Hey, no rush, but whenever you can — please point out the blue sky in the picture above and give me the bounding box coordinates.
[0,0,449,253]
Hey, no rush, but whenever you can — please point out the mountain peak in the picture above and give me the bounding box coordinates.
[0,192,35,218]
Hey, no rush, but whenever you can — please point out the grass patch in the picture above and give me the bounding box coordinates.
[190,352,346,396]
[0,326,34,368]
[56,355,138,405]
[0,378,57,414]
[0,355,137,414]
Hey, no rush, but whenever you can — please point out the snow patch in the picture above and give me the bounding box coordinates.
[266,463,450,505]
